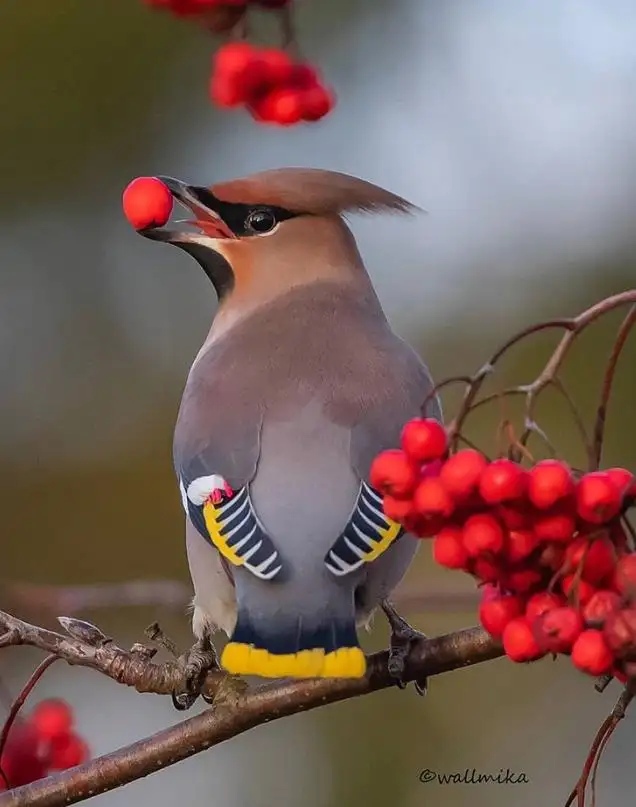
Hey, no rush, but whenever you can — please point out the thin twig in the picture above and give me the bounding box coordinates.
[0,656,58,789]
[592,304,636,470]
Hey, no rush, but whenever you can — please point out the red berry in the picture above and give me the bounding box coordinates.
[432,526,469,569]
[561,574,595,605]
[400,418,448,464]
[565,536,615,586]
[419,458,444,479]
[534,606,583,653]
[214,41,257,76]
[122,177,173,231]
[582,590,621,628]
[1,721,46,786]
[505,568,543,595]
[413,477,455,519]
[497,503,535,531]
[606,467,635,498]
[479,594,523,638]
[382,495,415,523]
[478,459,527,505]
[533,509,576,543]
[502,618,545,662]
[439,449,488,504]
[406,514,446,538]
[462,513,505,556]
[370,450,418,499]
[49,734,89,770]
[609,521,629,554]
[290,63,320,89]
[571,629,614,675]
[267,87,304,125]
[525,591,563,624]
[528,460,575,510]
[505,528,539,563]
[603,608,636,656]
[577,471,623,525]
[611,554,636,597]
[472,556,502,583]
[31,699,74,740]
[300,84,335,122]
[259,48,294,85]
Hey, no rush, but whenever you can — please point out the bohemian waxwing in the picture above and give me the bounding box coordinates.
[139,168,441,706]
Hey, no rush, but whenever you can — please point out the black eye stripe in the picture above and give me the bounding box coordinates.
[191,187,298,236]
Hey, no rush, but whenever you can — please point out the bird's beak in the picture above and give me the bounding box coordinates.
[139,176,236,299]
[139,176,236,244]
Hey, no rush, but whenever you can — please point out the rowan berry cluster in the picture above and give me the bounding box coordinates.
[211,42,334,124]
[142,0,335,124]
[0,699,89,789]
[370,418,636,680]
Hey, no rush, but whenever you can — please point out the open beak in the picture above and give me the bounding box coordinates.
[139,176,235,244]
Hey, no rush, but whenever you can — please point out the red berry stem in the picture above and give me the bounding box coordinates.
[0,655,58,787]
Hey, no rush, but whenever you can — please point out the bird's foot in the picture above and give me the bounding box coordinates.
[172,634,220,711]
[381,599,428,696]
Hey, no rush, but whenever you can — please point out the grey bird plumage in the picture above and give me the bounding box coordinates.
[138,168,441,681]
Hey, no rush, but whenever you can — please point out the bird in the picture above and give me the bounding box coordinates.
[138,168,442,707]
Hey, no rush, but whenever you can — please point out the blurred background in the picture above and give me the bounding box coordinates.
[1,0,636,804]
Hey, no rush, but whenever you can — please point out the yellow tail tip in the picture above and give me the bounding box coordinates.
[221,643,366,679]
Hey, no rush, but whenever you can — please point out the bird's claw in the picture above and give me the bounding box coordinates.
[381,599,428,696]
[171,636,220,711]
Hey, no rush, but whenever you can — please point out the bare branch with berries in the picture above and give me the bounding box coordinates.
[0,620,500,807]
[1,289,635,807]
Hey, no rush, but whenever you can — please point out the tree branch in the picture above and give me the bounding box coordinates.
[0,624,500,807]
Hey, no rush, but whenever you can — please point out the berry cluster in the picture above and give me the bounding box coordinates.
[370,418,636,680]
[0,699,89,789]
[211,42,334,125]
[142,0,334,124]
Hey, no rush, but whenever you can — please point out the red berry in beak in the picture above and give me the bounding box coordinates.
[122,177,173,230]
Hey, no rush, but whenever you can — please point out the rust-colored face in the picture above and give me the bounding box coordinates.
[138,175,306,300]
[138,170,418,306]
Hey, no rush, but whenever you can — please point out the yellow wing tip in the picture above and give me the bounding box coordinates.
[221,643,366,679]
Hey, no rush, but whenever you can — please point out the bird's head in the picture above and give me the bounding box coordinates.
[140,168,419,327]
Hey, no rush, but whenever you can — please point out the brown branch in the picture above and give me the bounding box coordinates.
[0,625,500,807]
[0,610,225,699]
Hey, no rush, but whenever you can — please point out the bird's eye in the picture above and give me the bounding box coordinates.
[245,208,277,235]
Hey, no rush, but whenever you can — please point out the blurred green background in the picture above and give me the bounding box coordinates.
[1,0,635,805]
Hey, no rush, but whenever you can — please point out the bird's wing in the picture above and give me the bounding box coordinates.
[174,346,284,582]
[324,333,441,577]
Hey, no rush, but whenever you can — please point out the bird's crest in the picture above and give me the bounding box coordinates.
[210,168,420,217]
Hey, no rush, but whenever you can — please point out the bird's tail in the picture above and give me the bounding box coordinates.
[221,609,366,679]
